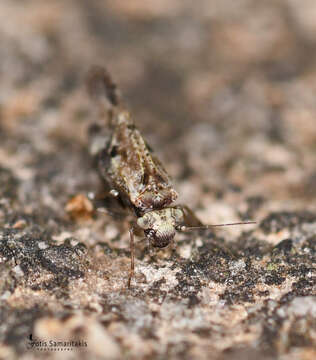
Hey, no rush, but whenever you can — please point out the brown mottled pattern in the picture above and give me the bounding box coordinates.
[101,110,178,213]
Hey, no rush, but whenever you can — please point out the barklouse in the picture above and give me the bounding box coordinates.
[87,66,255,288]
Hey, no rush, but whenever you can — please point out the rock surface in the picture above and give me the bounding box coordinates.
[0,1,315,359]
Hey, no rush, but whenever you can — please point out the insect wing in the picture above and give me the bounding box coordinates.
[98,112,177,213]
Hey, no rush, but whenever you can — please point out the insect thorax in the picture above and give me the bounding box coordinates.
[137,207,184,248]
[134,187,178,212]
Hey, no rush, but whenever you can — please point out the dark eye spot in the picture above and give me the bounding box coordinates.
[110,146,118,157]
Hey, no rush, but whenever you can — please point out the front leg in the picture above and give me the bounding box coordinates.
[92,188,128,220]
[127,227,135,288]
[177,205,203,227]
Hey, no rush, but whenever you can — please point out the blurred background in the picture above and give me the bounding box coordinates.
[1,2,316,359]
[1,0,316,223]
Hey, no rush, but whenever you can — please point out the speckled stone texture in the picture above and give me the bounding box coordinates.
[0,1,315,359]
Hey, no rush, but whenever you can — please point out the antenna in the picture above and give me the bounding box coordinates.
[179,221,256,231]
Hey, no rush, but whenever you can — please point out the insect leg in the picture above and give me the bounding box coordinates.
[92,188,128,220]
[127,227,135,288]
[178,205,203,227]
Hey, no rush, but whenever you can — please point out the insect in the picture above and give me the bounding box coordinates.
[86,66,255,288]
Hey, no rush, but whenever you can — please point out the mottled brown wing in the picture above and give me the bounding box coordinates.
[87,66,178,214]
[98,111,178,214]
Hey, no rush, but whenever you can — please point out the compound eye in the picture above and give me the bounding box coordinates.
[145,228,174,248]
[144,229,156,239]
